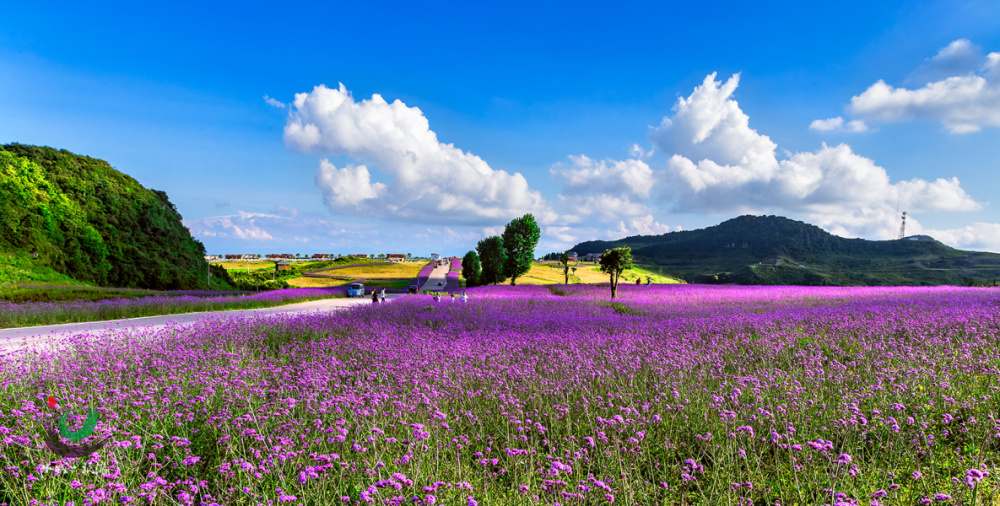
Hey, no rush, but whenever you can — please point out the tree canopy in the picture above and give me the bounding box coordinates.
[501,213,541,286]
[599,246,633,298]
[0,144,210,289]
[461,250,481,287]
[476,236,507,285]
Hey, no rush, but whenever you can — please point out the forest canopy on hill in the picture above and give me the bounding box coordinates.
[0,144,209,290]
[571,215,1000,286]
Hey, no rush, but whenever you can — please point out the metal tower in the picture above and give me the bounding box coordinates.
[898,211,907,240]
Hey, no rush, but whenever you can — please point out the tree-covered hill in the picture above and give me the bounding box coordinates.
[0,144,210,289]
[572,215,1000,286]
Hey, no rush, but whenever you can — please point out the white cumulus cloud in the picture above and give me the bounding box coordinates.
[551,155,655,198]
[918,222,1000,252]
[264,95,286,108]
[648,72,981,239]
[284,83,555,225]
[809,116,869,133]
[848,39,1000,133]
[316,161,385,208]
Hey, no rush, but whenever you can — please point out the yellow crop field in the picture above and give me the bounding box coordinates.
[315,262,424,279]
[212,261,273,271]
[510,263,683,285]
[286,277,351,288]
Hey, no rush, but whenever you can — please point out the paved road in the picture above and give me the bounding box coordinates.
[0,294,403,353]
[418,261,452,292]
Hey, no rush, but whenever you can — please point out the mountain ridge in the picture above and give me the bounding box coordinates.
[571,215,1000,286]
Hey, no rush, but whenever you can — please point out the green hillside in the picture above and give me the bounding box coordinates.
[0,144,211,290]
[571,215,1000,286]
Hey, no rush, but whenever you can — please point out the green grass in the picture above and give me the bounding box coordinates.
[0,284,179,303]
[0,251,86,286]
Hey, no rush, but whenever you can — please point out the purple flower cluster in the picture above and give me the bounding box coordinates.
[445,258,462,291]
[1,284,999,503]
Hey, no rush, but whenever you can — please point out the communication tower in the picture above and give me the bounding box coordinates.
[898,211,907,240]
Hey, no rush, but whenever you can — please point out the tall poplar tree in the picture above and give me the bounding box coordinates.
[461,250,481,287]
[501,214,541,286]
[476,236,507,285]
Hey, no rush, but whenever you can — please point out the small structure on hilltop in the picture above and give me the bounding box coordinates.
[387,254,405,261]
[275,260,291,271]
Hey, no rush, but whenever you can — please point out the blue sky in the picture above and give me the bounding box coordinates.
[2,0,1000,256]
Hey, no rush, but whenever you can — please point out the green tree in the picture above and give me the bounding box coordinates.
[599,246,633,299]
[560,252,571,284]
[476,236,507,285]
[461,250,481,287]
[501,214,541,286]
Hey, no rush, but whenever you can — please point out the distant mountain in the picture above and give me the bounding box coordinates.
[0,144,211,289]
[571,215,1000,286]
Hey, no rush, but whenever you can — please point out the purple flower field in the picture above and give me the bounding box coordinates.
[2,284,1000,505]
[0,288,346,329]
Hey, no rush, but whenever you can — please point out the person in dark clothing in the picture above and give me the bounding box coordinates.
[372,289,379,304]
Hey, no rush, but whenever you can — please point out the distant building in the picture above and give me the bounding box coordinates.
[275,260,291,271]
[430,253,440,260]
[387,254,405,261]
[567,251,578,262]
[583,253,601,262]
[350,254,369,258]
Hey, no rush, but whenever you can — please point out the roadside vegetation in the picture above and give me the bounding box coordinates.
[0,284,245,304]
[0,287,344,329]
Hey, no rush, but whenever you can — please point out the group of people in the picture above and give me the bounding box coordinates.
[635,276,653,285]
[432,291,468,303]
[372,289,469,304]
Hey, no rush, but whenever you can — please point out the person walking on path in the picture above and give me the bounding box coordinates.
[379,288,386,303]
[371,289,379,304]
[646,277,651,286]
